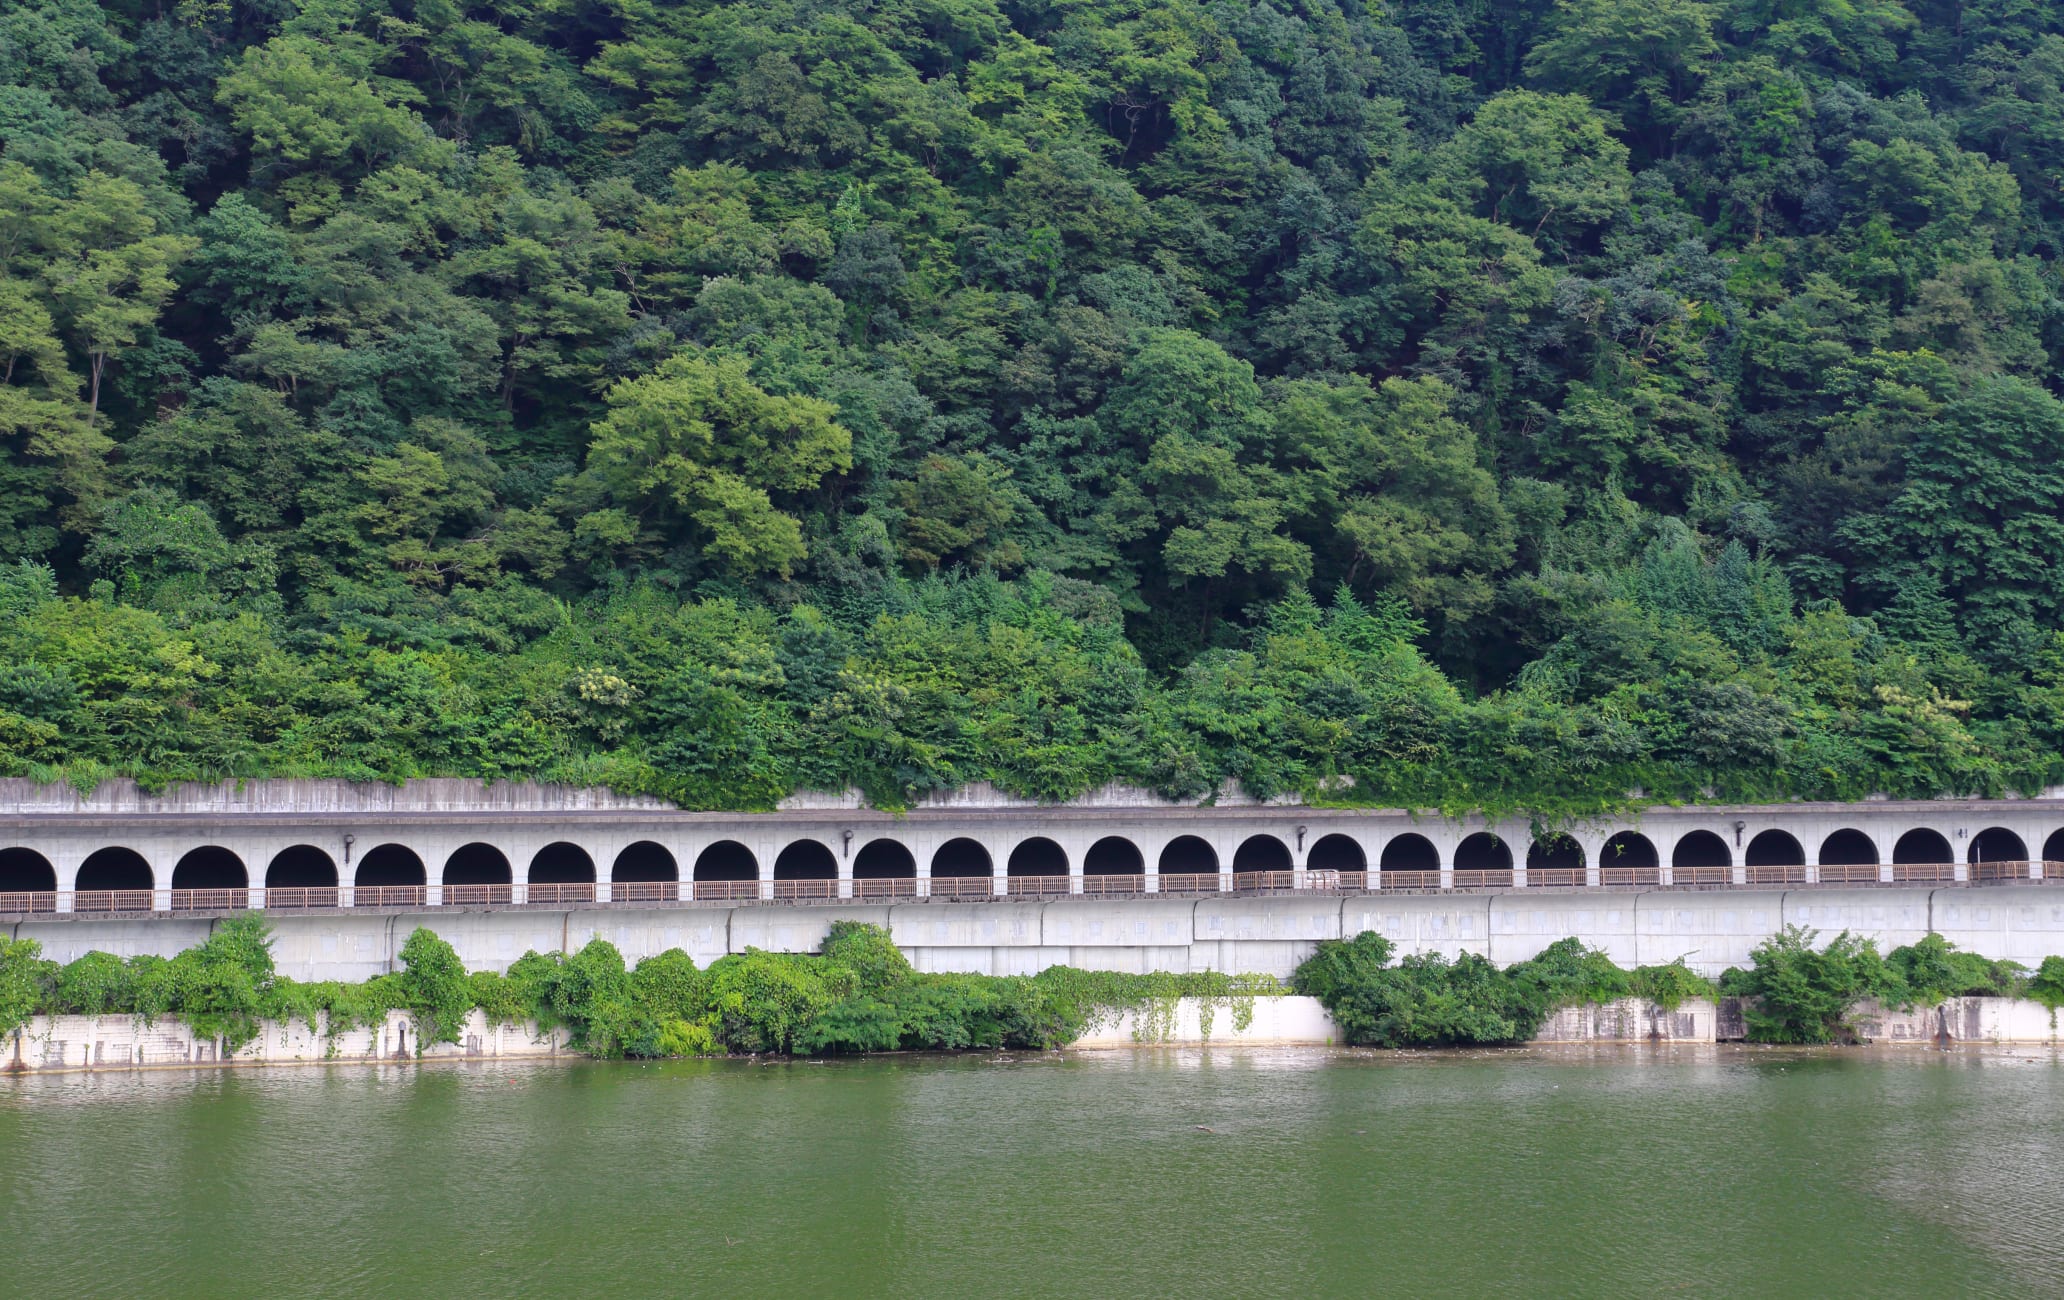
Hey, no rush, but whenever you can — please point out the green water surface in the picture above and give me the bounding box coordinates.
[3,1045,2059,1298]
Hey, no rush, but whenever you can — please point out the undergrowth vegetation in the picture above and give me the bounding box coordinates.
[1292,933,1717,1047]
[7,919,2056,1056]
[1292,927,2047,1047]
[0,918,1276,1057]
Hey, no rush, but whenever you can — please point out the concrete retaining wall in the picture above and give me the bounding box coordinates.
[1850,997,2063,1045]
[6,1009,567,1074]
[1070,996,1341,1046]
[17,886,2064,983]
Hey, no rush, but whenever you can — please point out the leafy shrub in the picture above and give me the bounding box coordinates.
[54,950,131,1014]
[795,997,904,1054]
[704,949,853,1054]
[1292,933,1542,1046]
[467,969,529,1026]
[1629,961,1717,1010]
[1719,926,1907,1043]
[164,916,279,1050]
[1884,934,2024,1006]
[1505,938,1632,1019]
[0,937,53,1037]
[397,928,473,1049]
[2029,956,2064,1011]
[821,921,913,995]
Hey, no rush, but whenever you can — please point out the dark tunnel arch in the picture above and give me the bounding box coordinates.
[171,846,247,892]
[612,841,678,883]
[1379,834,1439,873]
[266,844,337,889]
[1085,837,1144,875]
[1008,837,1068,877]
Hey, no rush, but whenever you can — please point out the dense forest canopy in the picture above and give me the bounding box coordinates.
[5,0,2064,813]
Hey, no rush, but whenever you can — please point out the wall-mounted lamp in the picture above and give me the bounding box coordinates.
[1732,820,1745,848]
[841,829,853,859]
[1296,824,1308,852]
[343,832,356,865]
[1956,827,1967,839]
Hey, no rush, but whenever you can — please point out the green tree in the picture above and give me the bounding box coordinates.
[575,353,852,578]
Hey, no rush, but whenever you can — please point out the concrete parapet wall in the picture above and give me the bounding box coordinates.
[6,1009,566,1074]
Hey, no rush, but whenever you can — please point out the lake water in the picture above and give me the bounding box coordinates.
[4,1045,2062,1298]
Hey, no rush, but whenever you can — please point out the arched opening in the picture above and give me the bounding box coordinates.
[1970,827,2028,879]
[444,843,512,886]
[1157,835,1220,893]
[1526,834,1584,881]
[1081,836,1144,895]
[444,843,512,906]
[529,842,595,901]
[1007,838,1067,896]
[1818,830,1877,865]
[693,840,758,900]
[2046,829,2064,865]
[854,839,916,898]
[612,841,677,902]
[695,841,758,880]
[1818,829,1878,882]
[773,841,836,899]
[929,837,993,897]
[1599,832,1659,883]
[76,848,153,910]
[1890,829,1953,880]
[170,847,247,908]
[1233,835,1292,876]
[1379,834,1439,877]
[355,844,426,897]
[0,848,56,910]
[853,840,915,878]
[1084,837,1144,875]
[264,845,337,907]
[1158,835,1218,876]
[1744,830,1805,882]
[1307,834,1365,874]
[1453,833,1512,881]
[530,842,594,883]
[1672,831,1731,876]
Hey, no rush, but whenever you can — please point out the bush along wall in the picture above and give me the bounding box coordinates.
[0,919,1280,1059]
[1290,929,2064,1048]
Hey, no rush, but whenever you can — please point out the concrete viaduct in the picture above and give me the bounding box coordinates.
[2,779,2060,913]
[8,781,2064,982]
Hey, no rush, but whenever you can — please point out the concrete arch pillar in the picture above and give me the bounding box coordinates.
[47,841,90,912]
[1571,829,1610,888]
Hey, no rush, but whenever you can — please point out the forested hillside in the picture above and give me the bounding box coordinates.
[4,0,2064,812]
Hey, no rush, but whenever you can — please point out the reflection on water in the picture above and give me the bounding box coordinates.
[5,1045,2062,1298]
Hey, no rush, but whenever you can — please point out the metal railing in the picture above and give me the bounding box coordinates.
[1,861,2057,916]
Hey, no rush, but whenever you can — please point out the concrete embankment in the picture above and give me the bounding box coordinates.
[1075,994,2064,1048]
[6,1009,567,1075]
[11,994,2060,1074]
[16,886,2064,984]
